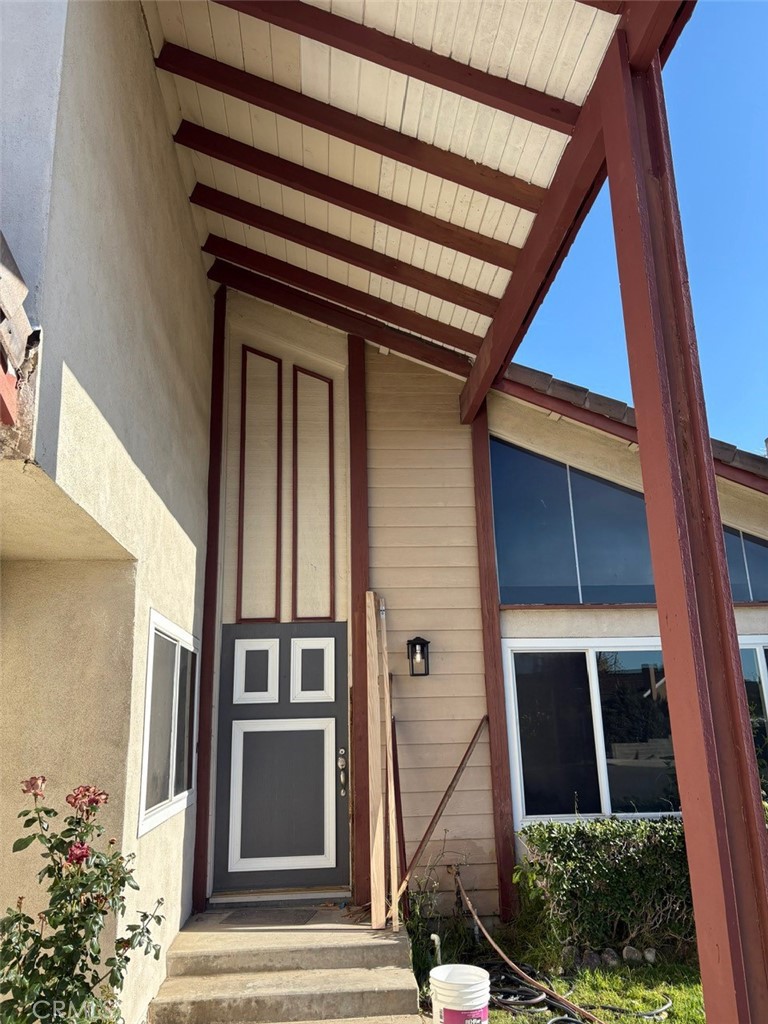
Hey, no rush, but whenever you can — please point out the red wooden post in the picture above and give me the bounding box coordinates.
[193,284,227,912]
[348,336,372,907]
[471,402,517,921]
[602,33,768,1021]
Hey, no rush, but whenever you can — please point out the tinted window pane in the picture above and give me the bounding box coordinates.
[514,652,601,815]
[174,648,197,796]
[146,633,176,811]
[570,470,655,604]
[724,527,751,602]
[491,441,579,605]
[742,649,768,792]
[744,534,768,602]
[597,650,679,813]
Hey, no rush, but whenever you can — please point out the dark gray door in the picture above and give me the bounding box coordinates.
[213,622,349,893]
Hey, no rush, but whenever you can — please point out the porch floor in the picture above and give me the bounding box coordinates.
[150,905,423,1024]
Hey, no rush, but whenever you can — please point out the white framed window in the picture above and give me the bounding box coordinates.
[233,638,279,704]
[290,637,335,702]
[502,636,768,833]
[138,610,200,836]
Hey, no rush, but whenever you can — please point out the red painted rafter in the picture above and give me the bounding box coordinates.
[192,184,499,317]
[203,234,483,354]
[178,121,519,270]
[208,259,472,377]
[217,0,580,136]
[459,0,695,423]
[156,42,546,212]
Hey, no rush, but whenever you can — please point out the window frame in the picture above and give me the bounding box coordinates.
[502,635,768,833]
[138,610,200,837]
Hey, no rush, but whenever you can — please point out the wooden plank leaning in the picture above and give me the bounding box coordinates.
[378,596,399,932]
[366,590,386,928]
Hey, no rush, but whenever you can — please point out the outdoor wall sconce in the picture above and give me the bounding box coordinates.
[406,636,430,677]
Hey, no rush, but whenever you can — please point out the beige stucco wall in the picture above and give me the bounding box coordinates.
[0,560,136,919]
[1,3,212,1022]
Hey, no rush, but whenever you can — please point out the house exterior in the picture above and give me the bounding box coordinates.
[1,3,767,1023]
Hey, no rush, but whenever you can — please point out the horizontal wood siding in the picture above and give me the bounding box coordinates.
[366,347,497,915]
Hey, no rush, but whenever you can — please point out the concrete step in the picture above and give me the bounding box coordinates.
[168,936,409,976]
[150,966,420,1024]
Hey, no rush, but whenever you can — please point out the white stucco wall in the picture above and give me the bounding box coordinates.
[1,3,212,1021]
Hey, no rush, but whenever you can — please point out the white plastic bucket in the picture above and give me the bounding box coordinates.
[429,963,490,1024]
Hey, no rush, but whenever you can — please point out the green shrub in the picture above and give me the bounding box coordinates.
[514,817,695,961]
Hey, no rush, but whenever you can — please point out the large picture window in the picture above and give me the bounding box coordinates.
[503,637,768,829]
[139,611,199,835]
[490,437,768,606]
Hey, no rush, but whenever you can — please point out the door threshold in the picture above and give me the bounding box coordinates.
[209,887,351,907]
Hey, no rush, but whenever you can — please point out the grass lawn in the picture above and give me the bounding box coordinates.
[487,964,704,1024]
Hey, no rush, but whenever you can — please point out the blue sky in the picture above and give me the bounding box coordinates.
[516,1,768,455]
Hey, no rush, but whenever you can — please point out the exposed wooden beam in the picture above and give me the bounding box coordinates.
[178,121,519,270]
[459,0,695,423]
[157,42,547,212]
[470,402,517,922]
[203,234,482,354]
[602,32,768,1021]
[192,284,227,913]
[192,183,499,317]
[348,335,372,909]
[217,0,579,136]
[208,259,472,377]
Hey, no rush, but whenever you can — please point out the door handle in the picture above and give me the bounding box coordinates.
[337,748,347,797]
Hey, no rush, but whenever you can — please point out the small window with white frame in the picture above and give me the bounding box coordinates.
[139,611,200,835]
[502,636,768,832]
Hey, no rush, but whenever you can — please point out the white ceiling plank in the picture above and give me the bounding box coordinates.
[195,82,229,135]
[269,24,302,90]
[363,0,397,34]
[357,61,392,127]
[530,131,569,188]
[300,124,331,177]
[222,95,253,147]
[179,1,215,57]
[241,14,274,80]
[469,1,505,74]
[449,2,483,67]
[249,107,280,157]
[274,115,304,166]
[156,0,188,47]
[430,90,461,154]
[509,3,551,89]
[394,1,419,45]
[174,75,204,123]
[299,37,331,101]
[430,0,461,57]
[526,1,573,95]
[411,0,439,51]
[544,4,597,100]
[487,2,526,79]
[331,0,365,23]
[564,10,618,104]
[328,136,356,186]
[498,119,534,178]
[234,166,261,208]
[329,48,362,115]
[210,155,238,198]
[209,1,244,69]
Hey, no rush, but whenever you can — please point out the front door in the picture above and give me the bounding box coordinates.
[213,622,349,894]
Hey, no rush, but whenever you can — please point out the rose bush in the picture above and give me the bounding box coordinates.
[0,777,163,1023]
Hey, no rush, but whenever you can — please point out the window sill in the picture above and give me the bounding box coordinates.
[137,789,196,838]
[518,811,682,828]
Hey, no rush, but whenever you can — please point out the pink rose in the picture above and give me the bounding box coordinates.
[66,842,92,866]
[66,785,108,815]
[21,776,46,799]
